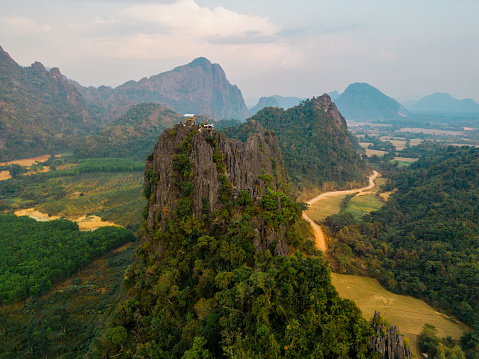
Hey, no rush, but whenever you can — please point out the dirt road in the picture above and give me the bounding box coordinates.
[302,171,379,251]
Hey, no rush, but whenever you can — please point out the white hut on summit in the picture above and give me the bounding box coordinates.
[184,114,196,124]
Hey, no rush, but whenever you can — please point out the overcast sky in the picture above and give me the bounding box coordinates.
[1,0,478,104]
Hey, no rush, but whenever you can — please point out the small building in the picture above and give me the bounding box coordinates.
[184,114,196,124]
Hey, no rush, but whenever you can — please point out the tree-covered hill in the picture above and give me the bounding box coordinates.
[92,124,377,358]
[226,95,371,191]
[326,146,479,345]
[74,103,184,160]
[0,46,95,161]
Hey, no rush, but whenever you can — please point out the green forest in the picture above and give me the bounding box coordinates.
[0,214,135,304]
[0,243,137,358]
[224,98,371,191]
[92,126,377,358]
[326,145,479,357]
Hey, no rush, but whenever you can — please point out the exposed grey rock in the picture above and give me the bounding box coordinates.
[143,121,290,257]
[370,311,412,359]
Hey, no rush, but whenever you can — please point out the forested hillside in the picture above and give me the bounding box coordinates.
[226,95,371,191]
[0,46,94,161]
[326,146,479,357]
[93,124,376,358]
[74,103,183,160]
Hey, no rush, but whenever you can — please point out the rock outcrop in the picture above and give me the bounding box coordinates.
[370,311,412,359]
[75,57,251,123]
[143,120,291,256]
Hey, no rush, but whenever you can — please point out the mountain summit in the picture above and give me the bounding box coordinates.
[75,57,251,122]
[334,83,409,121]
[409,92,479,113]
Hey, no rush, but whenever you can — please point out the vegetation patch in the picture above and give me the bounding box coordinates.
[0,214,135,304]
[331,273,470,359]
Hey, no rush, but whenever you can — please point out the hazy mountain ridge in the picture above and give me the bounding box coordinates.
[74,57,251,123]
[334,82,409,121]
[408,92,479,113]
[250,96,280,114]
[250,95,304,114]
[0,46,94,161]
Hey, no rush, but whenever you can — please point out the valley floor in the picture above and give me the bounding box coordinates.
[301,171,470,358]
[302,171,379,251]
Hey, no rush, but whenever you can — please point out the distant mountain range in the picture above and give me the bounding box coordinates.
[0,46,252,160]
[405,92,479,113]
[250,95,304,114]
[72,57,250,123]
[334,83,409,121]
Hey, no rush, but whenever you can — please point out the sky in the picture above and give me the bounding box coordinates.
[0,0,478,104]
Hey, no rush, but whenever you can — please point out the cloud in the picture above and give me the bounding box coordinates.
[62,0,304,71]
[0,16,51,35]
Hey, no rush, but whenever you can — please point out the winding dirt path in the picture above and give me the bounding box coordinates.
[302,171,379,251]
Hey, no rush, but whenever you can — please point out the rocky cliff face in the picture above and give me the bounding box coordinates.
[143,120,292,256]
[75,57,251,123]
[370,311,412,359]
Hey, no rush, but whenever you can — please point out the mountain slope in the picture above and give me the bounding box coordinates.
[230,94,371,191]
[95,122,375,358]
[334,83,409,121]
[75,57,251,123]
[74,103,183,159]
[0,46,94,161]
[409,92,479,113]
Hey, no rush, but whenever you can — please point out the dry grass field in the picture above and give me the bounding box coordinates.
[331,273,470,358]
[0,154,51,167]
[305,193,349,222]
[358,143,387,157]
[0,170,11,181]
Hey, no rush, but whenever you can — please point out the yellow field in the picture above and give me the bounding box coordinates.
[0,170,11,181]
[14,208,120,231]
[331,273,470,358]
[305,193,348,222]
[358,143,387,157]
[0,154,51,167]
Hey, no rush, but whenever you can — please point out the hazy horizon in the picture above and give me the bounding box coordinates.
[1,0,478,103]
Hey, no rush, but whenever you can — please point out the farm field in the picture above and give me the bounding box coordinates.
[38,172,145,230]
[400,128,465,136]
[305,193,349,222]
[331,273,470,358]
[0,154,51,167]
[0,171,11,181]
[306,176,387,222]
[358,142,387,157]
[14,208,120,231]
[390,157,419,166]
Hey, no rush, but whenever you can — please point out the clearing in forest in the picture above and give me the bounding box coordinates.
[331,273,470,359]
